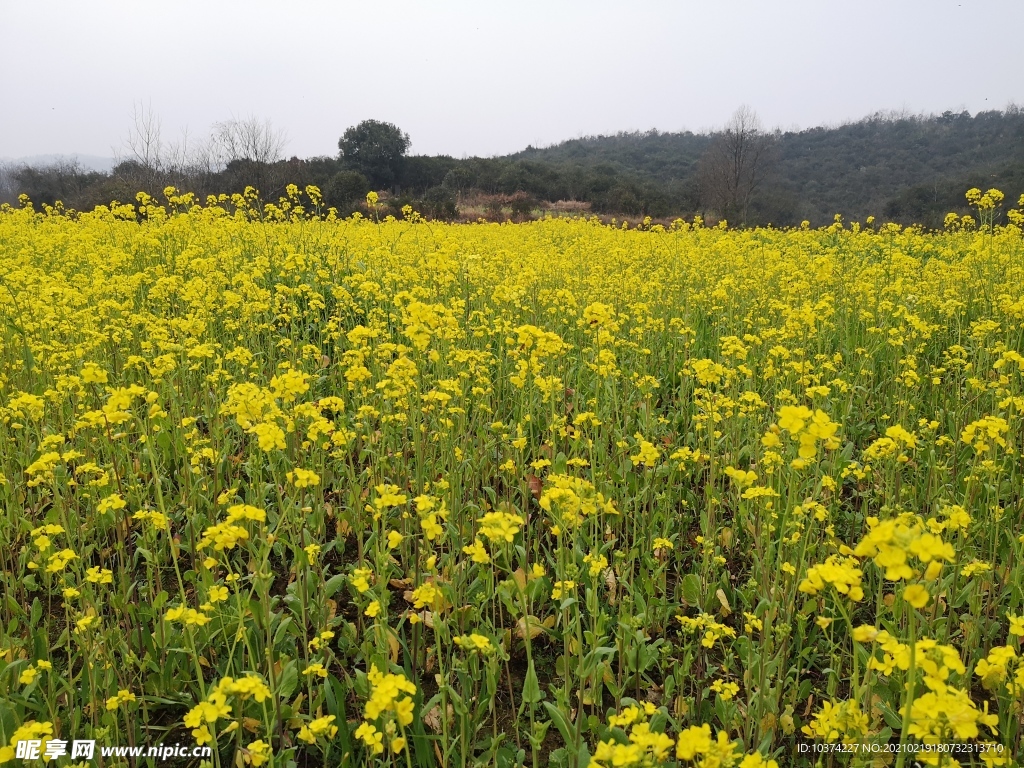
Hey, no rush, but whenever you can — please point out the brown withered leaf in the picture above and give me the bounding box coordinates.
[512,568,527,591]
[515,614,555,639]
[604,568,617,605]
[716,588,732,616]
[387,628,400,662]
[673,696,689,719]
[526,474,543,500]
[423,705,447,734]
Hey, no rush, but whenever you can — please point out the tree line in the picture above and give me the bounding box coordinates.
[3,105,1023,227]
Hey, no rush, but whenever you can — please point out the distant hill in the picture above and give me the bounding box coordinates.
[495,108,1024,226]
[512,130,712,184]
[771,109,1024,225]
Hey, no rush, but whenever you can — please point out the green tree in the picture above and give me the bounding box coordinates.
[338,120,411,189]
[325,170,369,211]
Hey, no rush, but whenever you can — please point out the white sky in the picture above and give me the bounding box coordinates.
[1,0,1022,160]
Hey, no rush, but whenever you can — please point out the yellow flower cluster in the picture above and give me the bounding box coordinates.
[798,556,864,602]
[776,405,841,463]
[355,665,416,755]
[676,613,738,648]
[853,515,955,581]
[539,473,618,530]
[183,675,271,745]
[477,509,524,544]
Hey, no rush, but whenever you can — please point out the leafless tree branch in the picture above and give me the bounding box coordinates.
[698,105,779,225]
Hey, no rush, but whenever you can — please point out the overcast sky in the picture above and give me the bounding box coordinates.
[1,0,1022,162]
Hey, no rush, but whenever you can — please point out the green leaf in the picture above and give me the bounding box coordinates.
[324,573,348,597]
[446,686,468,716]
[542,702,577,753]
[522,659,545,703]
[327,677,353,761]
[278,659,298,701]
[410,686,437,768]
[273,616,294,646]
[681,573,702,608]
[797,678,813,701]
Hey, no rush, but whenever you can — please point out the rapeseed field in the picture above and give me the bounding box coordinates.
[1,186,1023,767]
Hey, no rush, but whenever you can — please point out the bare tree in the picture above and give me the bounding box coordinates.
[112,105,287,197]
[0,162,18,205]
[698,105,778,225]
[164,125,194,175]
[113,101,177,194]
[176,130,224,194]
[210,116,288,194]
[211,116,286,166]
[163,125,225,193]
[120,102,164,177]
